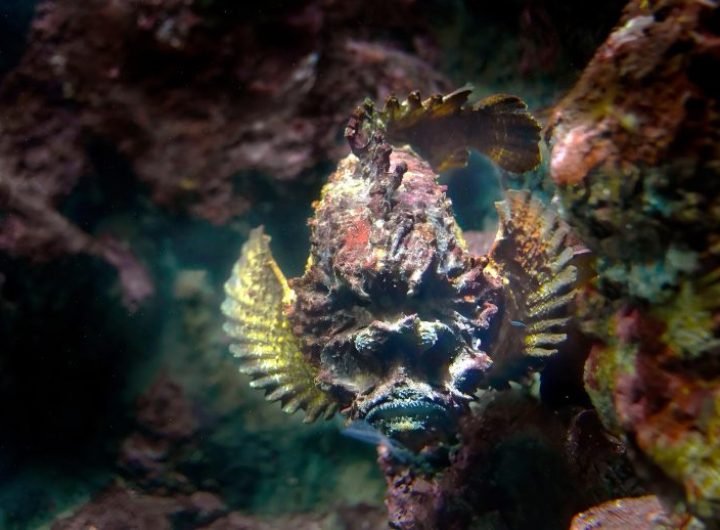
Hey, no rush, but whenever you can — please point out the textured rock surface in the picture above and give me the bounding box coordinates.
[548,0,720,524]
[569,495,671,530]
[0,0,449,307]
[52,484,386,530]
[381,393,643,530]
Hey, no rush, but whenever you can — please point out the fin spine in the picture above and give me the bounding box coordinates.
[222,227,337,422]
[488,190,578,364]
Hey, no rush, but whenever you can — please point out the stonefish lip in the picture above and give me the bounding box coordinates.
[362,391,458,450]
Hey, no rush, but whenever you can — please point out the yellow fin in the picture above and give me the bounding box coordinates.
[221,227,337,422]
[488,190,577,363]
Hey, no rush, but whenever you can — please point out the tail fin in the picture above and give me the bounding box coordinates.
[472,95,542,173]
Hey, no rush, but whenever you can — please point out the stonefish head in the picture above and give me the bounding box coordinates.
[222,88,577,452]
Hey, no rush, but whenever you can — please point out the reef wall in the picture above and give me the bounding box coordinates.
[548,0,720,525]
[0,0,451,305]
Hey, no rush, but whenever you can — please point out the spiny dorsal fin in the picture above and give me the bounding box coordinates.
[486,190,578,367]
[471,95,543,174]
[221,227,337,423]
[374,88,541,173]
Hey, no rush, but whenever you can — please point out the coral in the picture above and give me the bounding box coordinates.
[569,495,672,530]
[51,484,386,530]
[380,392,643,530]
[0,0,450,310]
[0,0,450,219]
[135,375,198,441]
[118,375,200,493]
[653,273,720,361]
[547,0,720,523]
[51,484,226,530]
[547,0,720,292]
[0,165,154,310]
[585,309,720,523]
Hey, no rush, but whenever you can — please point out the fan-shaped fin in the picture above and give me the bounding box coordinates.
[221,227,337,422]
[371,88,541,173]
[471,95,542,173]
[486,190,578,367]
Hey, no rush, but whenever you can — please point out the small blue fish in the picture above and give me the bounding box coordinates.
[341,420,414,463]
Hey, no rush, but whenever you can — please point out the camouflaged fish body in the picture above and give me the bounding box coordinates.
[222,90,577,451]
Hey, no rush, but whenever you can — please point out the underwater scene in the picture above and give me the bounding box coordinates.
[0,0,719,529]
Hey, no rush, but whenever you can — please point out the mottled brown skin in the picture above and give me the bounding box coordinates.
[288,142,502,448]
[222,90,575,455]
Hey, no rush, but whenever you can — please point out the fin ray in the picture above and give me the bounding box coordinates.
[373,89,540,173]
[488,190,578,367]
[527,317,571,333]
[222,227,337,422]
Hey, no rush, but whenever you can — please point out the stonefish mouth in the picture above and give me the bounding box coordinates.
[362,393,459,450]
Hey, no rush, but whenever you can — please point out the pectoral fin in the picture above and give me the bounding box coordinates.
[487,190,578,367]
[221,227,337,422]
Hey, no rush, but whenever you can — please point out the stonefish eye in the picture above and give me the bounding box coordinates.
[448,351,493,395]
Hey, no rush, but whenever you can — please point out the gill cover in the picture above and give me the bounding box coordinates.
[221,227,337,422]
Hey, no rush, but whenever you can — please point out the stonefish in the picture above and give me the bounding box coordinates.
[222,89,577,452]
